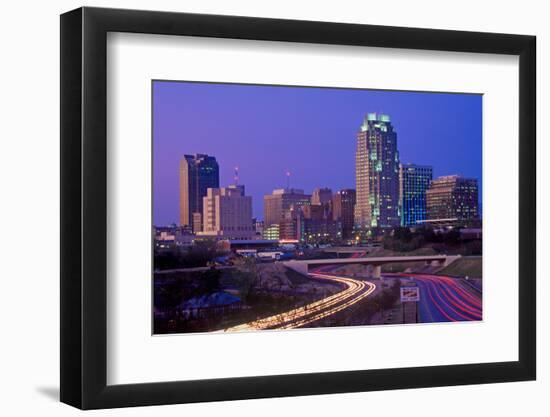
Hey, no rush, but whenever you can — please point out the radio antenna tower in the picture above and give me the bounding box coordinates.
[234,166,239,185]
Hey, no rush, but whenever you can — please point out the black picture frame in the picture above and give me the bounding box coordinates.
[60,6,536,410]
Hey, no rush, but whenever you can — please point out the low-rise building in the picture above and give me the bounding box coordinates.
[426,175,479,227]
[197,184,255,240]
[262,224,280,240]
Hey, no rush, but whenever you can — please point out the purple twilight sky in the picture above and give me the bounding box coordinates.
[153,81,482,226]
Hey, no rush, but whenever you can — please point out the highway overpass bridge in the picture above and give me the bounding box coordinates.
[284,255,460,278]
[320,246,375,256]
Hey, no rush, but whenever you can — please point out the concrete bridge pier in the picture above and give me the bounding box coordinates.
[372,265,382,279]
[284,261,309,276]
[443,256,460,267]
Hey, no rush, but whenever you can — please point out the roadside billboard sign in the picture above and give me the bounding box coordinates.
[400,286,420,302]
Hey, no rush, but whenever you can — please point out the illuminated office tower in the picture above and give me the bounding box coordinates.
[426,175,479,225]
[179,154,219,230]
[399,164,433,227]
[354,113,400,230]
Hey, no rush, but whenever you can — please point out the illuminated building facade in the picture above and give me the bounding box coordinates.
[426,175,479,225]
[179,154,219,230]
[262,224,280,240]
[399,164,433,227]
[302,218,342,245]
[354,113,400,230]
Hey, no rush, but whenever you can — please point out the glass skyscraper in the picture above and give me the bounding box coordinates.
[399,163,433,227]
[179,154,219,229]
[354,113,400,230]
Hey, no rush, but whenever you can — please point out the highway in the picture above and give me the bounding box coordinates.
[400,273,482,322]
[223,266,480,332]
[224,265,376,332]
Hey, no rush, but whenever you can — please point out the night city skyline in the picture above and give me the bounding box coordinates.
[153,80,483,335]
[153,80,482,226]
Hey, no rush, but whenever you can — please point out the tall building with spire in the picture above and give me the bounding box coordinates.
[354,113,400,230]
[179,154,219,230]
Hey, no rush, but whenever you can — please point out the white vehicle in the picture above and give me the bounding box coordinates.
[257,251,284,260]
[235,249,257,257]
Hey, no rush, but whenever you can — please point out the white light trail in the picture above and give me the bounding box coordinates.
[224,272,376,332]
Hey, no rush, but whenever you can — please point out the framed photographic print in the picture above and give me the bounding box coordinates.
[60,7,536,409]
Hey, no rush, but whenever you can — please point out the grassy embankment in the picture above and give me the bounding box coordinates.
[333,247,440,276]
[437,256,482,279]
[339,247,482,277]
[332,246,484,277]
[368,246,439,273]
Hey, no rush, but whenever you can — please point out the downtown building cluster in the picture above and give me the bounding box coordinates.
[179,154,255,240]
[353,113,479,237]
[174,113,479,244]
[262,187,356,244]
